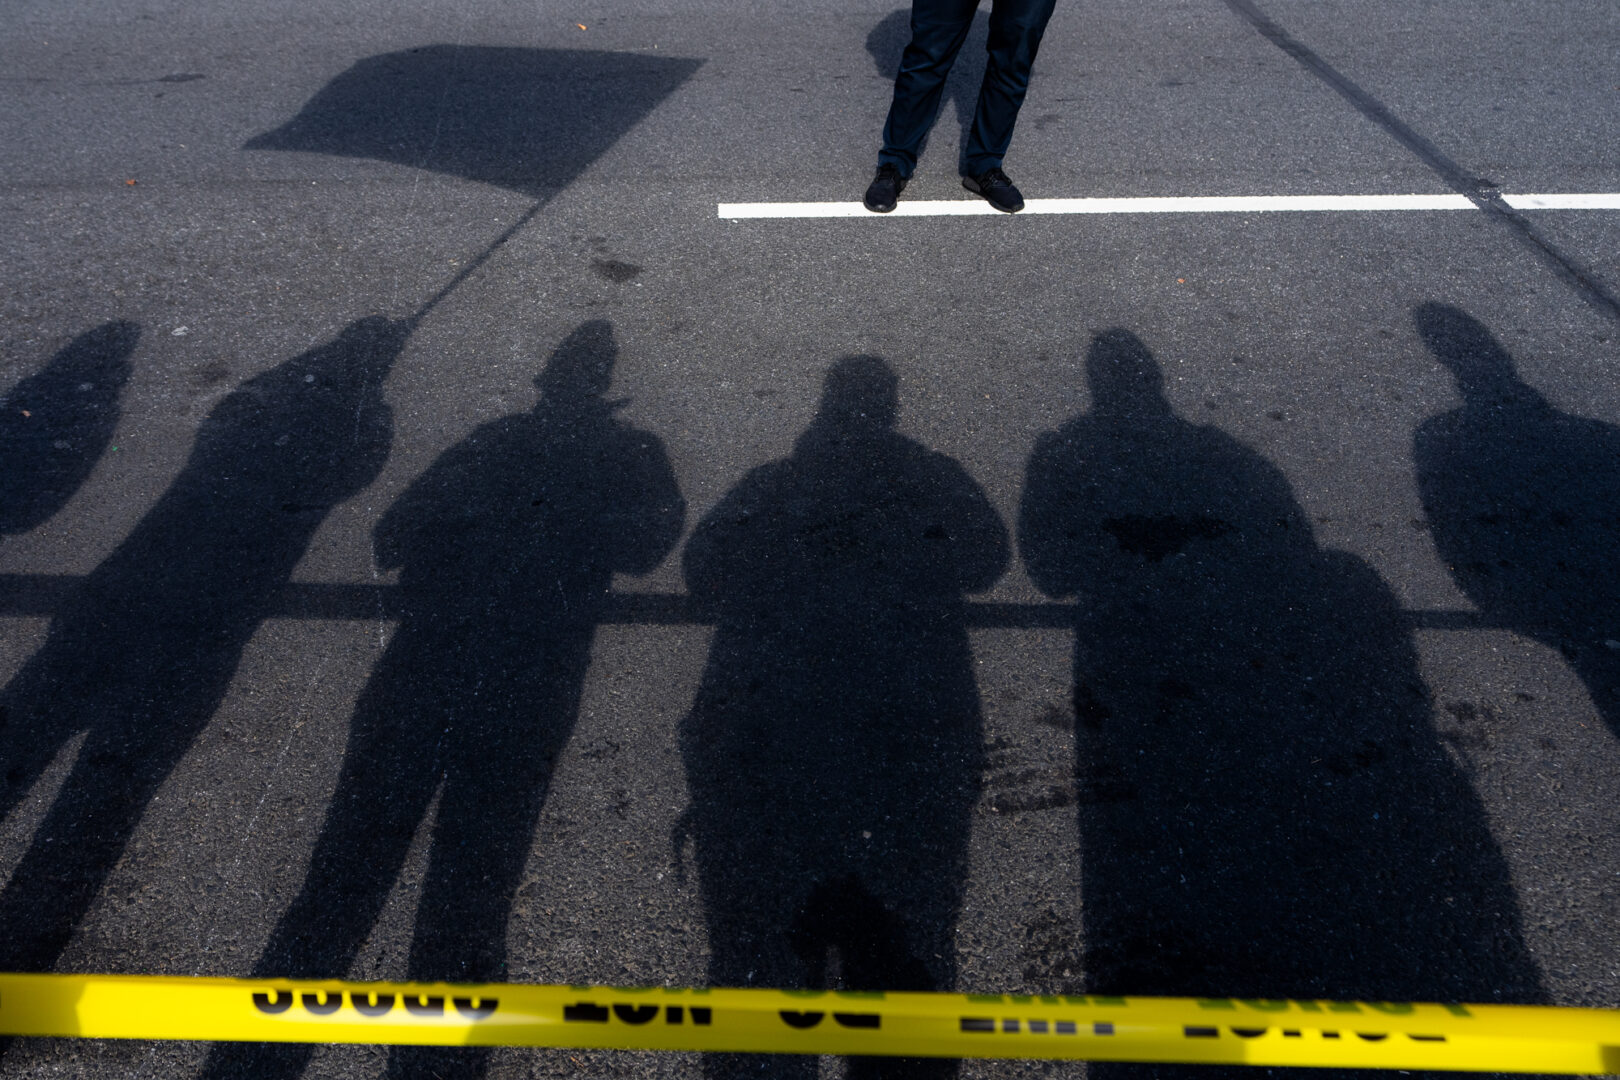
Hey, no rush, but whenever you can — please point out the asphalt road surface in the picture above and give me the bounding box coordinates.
[2,0,1619,1077]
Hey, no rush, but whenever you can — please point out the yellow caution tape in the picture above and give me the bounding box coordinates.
[0,974,1616,1073]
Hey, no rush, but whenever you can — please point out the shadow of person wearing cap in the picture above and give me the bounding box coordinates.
[202,320,684,1080]
[0,320,138,537]
[680,356,1007,1080]
[1414,302,1620,740]
[1019,329,1542,1079]
[0,317,408,979]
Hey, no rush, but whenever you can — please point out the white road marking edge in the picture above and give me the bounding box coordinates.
[717,193,1620,219]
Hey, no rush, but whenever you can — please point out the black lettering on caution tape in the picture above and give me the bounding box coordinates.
[454,997,499,1020]
[569,1000,710,1025]
[353,992,394,1016]
[249,989,496,1021]
[253,991,294,1014]
[960,1017,1114,1036]
[780,1011,824,1029]
[1208,1026,1443,1044]
[1197,998,1454,1017]
[404,995,444,1017]
[565,1002,610,1022]
[302,991,341,1015]
[969,994,1124,1007]
[614,1004,658,1025]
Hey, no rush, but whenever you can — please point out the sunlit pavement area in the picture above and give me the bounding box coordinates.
[2,0,1619,1076]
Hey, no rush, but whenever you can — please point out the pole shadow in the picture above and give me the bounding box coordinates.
[1413,302,1620,740]
[679,356,1008,1080]
[200,321,684,1080]
[0,321,138,537]
[1018,330,1544,1080]
[0,317,408,975]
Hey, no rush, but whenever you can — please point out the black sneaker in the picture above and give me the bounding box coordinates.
[962,168,1025,213]
[864,164,908,213]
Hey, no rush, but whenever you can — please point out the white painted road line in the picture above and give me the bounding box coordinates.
[1503,193,1620,210]
[718,193,1620,219]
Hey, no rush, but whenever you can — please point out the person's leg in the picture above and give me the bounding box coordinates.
[962,0,1058,175]
[879,0,984,177]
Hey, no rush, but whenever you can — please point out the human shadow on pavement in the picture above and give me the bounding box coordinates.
[1018,330,1544,1080]
[201,320,684,1080]
[680,356,1008,1080]
[867,8,990,173]
[246,45,702,203]
[0,321,138,536]
[0,317,406,976]
[1414,302,1620,741]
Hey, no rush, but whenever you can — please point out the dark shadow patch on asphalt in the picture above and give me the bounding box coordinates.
[245,45,702,204]
[1414,301,1620,742]
[0,574,1510,631]
[680,355,1007,1080]
[0,317,408,982]
[198,320,684,1080]
[1018,328,1545,1080]
[245,45,701,323]
[0,321,138,537]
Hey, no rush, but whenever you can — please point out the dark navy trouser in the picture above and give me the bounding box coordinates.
[878,0,1058,177]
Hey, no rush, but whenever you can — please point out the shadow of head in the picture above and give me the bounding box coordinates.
[302,316,411,389]
[53,321,140,380]
[1413,302,1527,405]
[5,321,140,403]
[1087,329,1171,417]
[537,319,617,403]
[816,355,899,430]
[0,320,141,535]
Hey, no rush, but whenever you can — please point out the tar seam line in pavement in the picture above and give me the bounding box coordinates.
[1219,0,1620,324]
